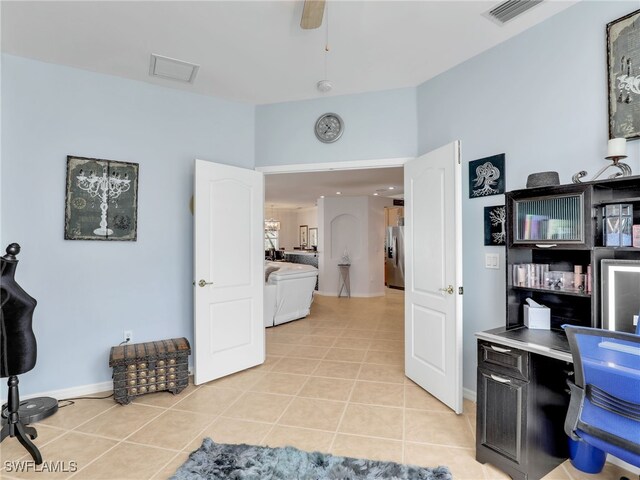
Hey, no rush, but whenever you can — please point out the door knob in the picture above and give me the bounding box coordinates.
[439,285,454,295]
[198,280,213,287]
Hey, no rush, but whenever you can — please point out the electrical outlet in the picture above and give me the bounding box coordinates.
[124,330,132,343]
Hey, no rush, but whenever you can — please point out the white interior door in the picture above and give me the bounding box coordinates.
[194,159,264,385]
[404,141,463,413]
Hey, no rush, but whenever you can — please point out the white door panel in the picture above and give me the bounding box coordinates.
[194,160,264,385]
[405,141,463,414]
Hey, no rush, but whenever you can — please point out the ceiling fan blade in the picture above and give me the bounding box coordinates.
[300,0,325,29]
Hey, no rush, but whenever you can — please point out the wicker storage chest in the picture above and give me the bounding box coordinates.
[109,337,190,405]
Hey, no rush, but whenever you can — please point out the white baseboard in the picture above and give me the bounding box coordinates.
[22,381,113,401]
[607,455,640,475]
[463,387,477,403]
[315,291,386,298]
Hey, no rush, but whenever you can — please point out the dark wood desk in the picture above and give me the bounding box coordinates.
[475,327,573,480]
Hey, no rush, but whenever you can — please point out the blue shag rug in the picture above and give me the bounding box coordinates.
[171,438,452,480]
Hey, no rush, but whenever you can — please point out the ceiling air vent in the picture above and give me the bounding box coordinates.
[484,0,543,25]
[149,54,200,84]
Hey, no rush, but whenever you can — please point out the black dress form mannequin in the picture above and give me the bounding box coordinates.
[0,243,42,464]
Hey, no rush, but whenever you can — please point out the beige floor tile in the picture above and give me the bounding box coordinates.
[536,462,572,479]
[368,339,404,352]
[404,444,485,480]
[203,369,264,390]
[466,412,477,437]
[363,349,404,366]
[171,386,242,415]
[331,434,403,463]
[150,451,190,480]
[298,377,354,401]
[404,385,450,411]
[73,442,173,480]
[310,328,345,337]
[278,397,346,431]
[373,330,403,341]
[294,335,337,347]
[266,343,294,356]
[127,410,215,450]
[332,337,372,350]
[561,460,635,480]
[270,357,320,375]
[463,399,477,416]
[36,399,115,430]
[249,372,309,396]
[185,417,273,451]
[248,355,281,372]
[268,333,304,344]
[358,363,406,384]
[342,329,378,339]
[404,410,475,447]
[338,404,403,440]
[0,425,66,462]
[324,348,366,363]
[484,462,513,479]
[133,384,199,408]
[5,432,117,480]
[222,392,292,423]
[75,403,163,440]
[313,360,362,379]
[350,381,404,407]
[285,345,329,359]
[263,426,334,453]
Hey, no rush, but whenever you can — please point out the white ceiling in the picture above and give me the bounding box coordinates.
[1,1,577,105]
[265,167,404,208]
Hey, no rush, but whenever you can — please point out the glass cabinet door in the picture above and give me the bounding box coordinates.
[513,193,585,245]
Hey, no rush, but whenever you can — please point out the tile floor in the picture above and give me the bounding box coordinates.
[1,289,635,479]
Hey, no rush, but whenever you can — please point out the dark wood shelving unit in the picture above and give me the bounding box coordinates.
[477,176,640,480]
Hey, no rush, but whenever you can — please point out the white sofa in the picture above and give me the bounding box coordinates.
[264,261,318,327]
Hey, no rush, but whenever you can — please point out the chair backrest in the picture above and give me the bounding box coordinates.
[564,325,640,455]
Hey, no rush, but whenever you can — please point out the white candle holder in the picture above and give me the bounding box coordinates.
[572,138,632,183]
[76,165,131,236]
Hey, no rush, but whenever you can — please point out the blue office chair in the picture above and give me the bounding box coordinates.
[563,325,640,475]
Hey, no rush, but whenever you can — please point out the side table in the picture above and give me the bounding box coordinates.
[338,263,351,298]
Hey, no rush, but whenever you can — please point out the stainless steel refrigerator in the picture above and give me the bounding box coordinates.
[385,226,405,289]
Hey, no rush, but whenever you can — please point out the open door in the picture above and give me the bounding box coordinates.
[404,141,463,413]
[193,159,265,385]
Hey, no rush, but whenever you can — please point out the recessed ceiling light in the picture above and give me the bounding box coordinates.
[336,192,341,195]
[373,193,379,196]
[320,195,325,198]
[388,187,395,190]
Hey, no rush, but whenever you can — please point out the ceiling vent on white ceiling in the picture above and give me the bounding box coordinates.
[149,54,200,83]
[483,0,543,25]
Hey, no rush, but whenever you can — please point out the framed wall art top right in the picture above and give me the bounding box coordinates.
[607,9,640,141]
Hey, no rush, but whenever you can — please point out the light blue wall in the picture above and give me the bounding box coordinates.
[416,1,640,393]
[255,87,417,166]
[1,54,255,395]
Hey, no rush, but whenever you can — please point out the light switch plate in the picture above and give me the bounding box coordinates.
[634,315,639,326]
[485,253,499,269]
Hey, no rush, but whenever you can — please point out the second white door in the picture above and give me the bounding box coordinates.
[404,141,463,414]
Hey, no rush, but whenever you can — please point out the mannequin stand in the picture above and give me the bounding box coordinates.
[0,375,42,464]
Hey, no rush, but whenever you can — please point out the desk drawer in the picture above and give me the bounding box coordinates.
[478,341,529,381]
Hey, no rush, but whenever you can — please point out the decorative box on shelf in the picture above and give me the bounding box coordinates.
[108,337,190,405]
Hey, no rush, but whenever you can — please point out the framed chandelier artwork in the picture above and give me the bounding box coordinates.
[607,9,640,140]
[64,155,139,241]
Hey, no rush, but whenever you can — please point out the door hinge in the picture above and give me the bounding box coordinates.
[458,286,464,295]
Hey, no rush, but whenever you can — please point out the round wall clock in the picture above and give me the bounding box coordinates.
[315,113,344,143]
